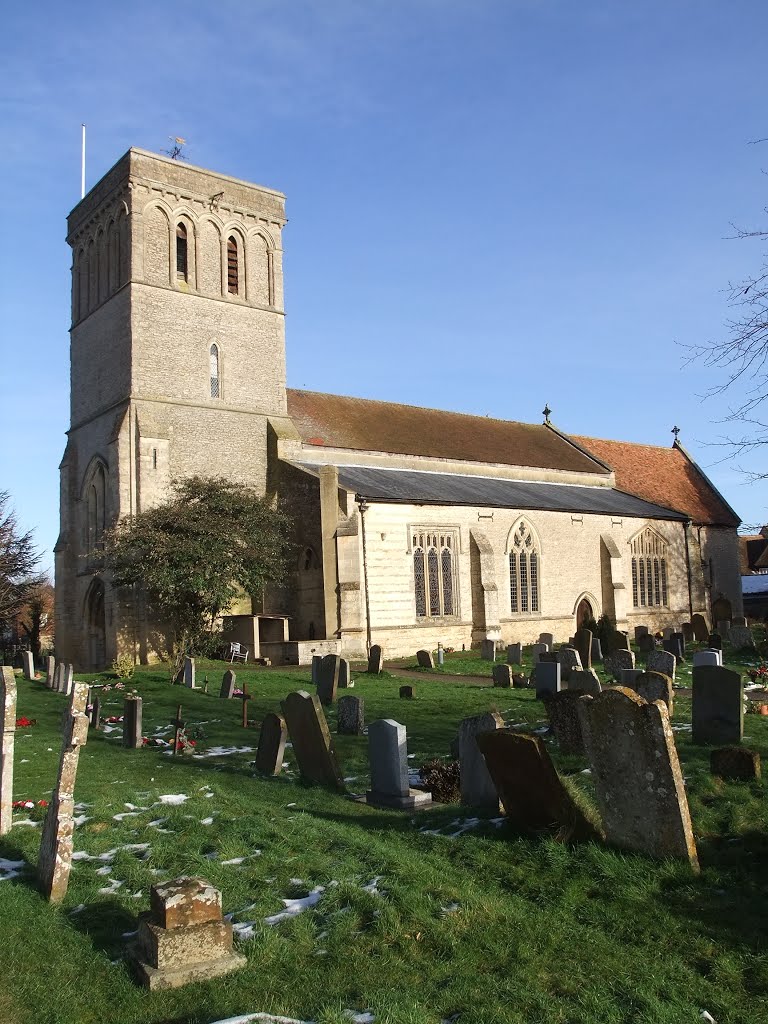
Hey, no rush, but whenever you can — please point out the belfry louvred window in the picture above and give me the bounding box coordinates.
[630,528,668,608]
[412,530,458,617]
[176,223,188,281]
[509,520,540,614]
[227,237,238,294]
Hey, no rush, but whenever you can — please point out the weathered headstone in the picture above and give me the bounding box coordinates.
[538,632,554,648]
[89,695,101,730]
[311,655,322,685]
[732,615,747,627]
[682,622,694,644]
[591,637,603,663]
[38,682,90,901]
[416,649,434,669]
[662,626,674,641]
[280,690,344,788]
[542,690,587,755]
[480,638,496,661]
[254,712,287,775]
[710,746,760,781]
[578,688,698,869]
[632,671,674,714]
[729,625,755,650]
[531,642,549,665]
[707,632,722,651]
[0,667,17,835]
[692,665,743,746]
[573,628,592,671]
[620,668,643,687]
[646,649,676,681]
[130,877,246,989]
[638,633,656,657]
[338,658,352,689]
[506,643,522,666]
[556,646,582,682]
[492,664,512,688]
[568,669,602,697]
[219,669,236,699]
[337,695,365,735]
[663,636,684,662]
[634,625,650,641]
[183,657,196,689]
[533,661,561,697]
[691,613,709,642]
[317,654,341,705]
[603,648,636,680]
[367,644,383,675]
[673,631,686,656]
[458,712,504,808]
[53,663,64,692]
[123,695,143,749]
[692,649,722,668]
[22,650,35,680]
[399,685,415,699]
[45,656,55,688]
[717,619,731,641]
[606,630,630,653]
[476,731,598,840]
[366,719,431,809]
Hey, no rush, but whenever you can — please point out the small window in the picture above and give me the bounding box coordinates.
[176,223,188,281]
[227,236,238,294]
[210,343,220,398]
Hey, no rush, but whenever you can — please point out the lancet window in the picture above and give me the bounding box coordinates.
[509,520,540,614]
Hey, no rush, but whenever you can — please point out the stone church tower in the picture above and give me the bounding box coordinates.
[55,150,290,668]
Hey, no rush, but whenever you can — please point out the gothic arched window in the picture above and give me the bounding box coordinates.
[509,520,540,614]
[412,529,458,618]
[630,528,668,607]
[210,343,220,398]
[227,236,239,294]
[176,223,188,281]
[86,462,107,559]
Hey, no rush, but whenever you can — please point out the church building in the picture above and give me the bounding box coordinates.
[55,149,743,669]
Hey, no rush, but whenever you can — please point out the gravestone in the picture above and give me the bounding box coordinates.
[0,667,17,835]
[89,695,101,730]
[531,643,549,665]
[568,669,602,697]
[367,645,383,675]
[45,656,55,688]
[458,712,504,808]
[513,673,529,688]
[692,665,743,746]
[728,625,755,650]
[662,626,674,641]
[317,654,341,705]
[53,664,64,692]
[591,637,603,663]
[603,649,635,680]
[732,615,748,627]
[691,614,709,642]
[399,685,415,699]
[130,877,246,989]
[38,682,90,901]
[710,746,760,781]
[634,625,650,641]
[506,643,522,666]
[682,622,694,644]
[578,688,698,869]
[338,658,352,689]
[646,649,676,681]
[492,664,512,688]
[219,670,236,699]
[123,695,143,749]
[556,646,582,682]
[416,649,434,669]
[480,639,496,661]
[638,634,656,657]
[606,630,630,653]
[632,671,674,714]
[475,731,598,841]
[663,636,684,662]
[62,664,74,696]
[538,632,554,647]
[573,629,592,671]
[672,631,686,656]
[311,655,322,685]
[692,649,721,669]
[22,650,35,680]
[716,619,731,641]
[620,668,643,687]
[280,690,344,788]
[533,661,561,697]
[183,657,196,689]
[366,719,431,809]
[337,695,365,735]
[707,632,722,651]
[542,690,587,755]
[254,712,287,775]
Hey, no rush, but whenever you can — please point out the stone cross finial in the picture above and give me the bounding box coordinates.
[543,404,552,424]
[672,425,681,439]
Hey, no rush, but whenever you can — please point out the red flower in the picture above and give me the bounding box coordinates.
[15,717,37,728]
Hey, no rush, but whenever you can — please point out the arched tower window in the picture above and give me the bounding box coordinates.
[412,529,458,618]
[176,223,188,281]
[210,343,220,398]
[86,462,107,559]
[227,236,239,294]
[509,520,540,614]
[630,528,668,607]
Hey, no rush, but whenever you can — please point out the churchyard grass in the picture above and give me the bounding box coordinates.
[1,654,768,1023]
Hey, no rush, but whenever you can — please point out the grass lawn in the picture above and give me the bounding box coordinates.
[2,646,768,1024]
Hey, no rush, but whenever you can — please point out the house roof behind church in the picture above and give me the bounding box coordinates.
[286,390,606,475]
[570,435,740,527]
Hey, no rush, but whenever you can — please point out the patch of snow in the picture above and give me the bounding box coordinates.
[200,817,215,825]
[98,877,124,895]
[265,885,328,926]
[69,904,85,915]
[193,745,254,759]
[0,857,26,880]
[157,793,189,805]
[344,1013,375,1024]
[207,1014,315,1024]
[361,876,383,895]
[113,812,140,821]
[13,819,40,827]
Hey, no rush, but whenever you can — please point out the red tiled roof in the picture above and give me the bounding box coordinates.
[739,535,767,573]
[570,436,740,527]
[286,390,607,475]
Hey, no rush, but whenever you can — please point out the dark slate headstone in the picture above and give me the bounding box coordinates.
[416,650,434,669]
[707,632,722,651]
[542,690,587,755]
[366,719,431,809]
[710,746,761,781]
[480,639,496,661]
[573,628,592,671]
[367,645,383,675]
[317,654,340,705]
[506,643,522,666]
[605,630,630,654]
[603,649,635,680]
[255,712,287,775]
[512,673,529,689]
[311,655,322,685]
[533,661,561,697]
[692,665,743,746]
[399,685,415,700]
[338,658,352,689]
[89,695,101,730]
[691,614,709,642]
[693,649,721,668]
[663,636,684,662]
[219,669,236,699]
[634,625,650,641]
[590,637,603,663]
[682,622,694,644]
[280,690,344,788]
[492,664,512,688]
[337,695,365,735]
[638,634,656,656]
[122,696,143,749]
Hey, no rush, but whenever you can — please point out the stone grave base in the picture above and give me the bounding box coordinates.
[365,788,432,810]
[132,949,247,990]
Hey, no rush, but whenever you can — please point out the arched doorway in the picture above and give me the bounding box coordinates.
[85,578,106,670]
[712,596,732,624]
[576,597,594,630]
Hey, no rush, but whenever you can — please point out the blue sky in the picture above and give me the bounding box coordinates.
[3,0,768,570]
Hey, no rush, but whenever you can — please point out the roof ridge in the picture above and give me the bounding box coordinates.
[573,433,677,453]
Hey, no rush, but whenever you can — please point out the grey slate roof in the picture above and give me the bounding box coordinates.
[299,464,689,521]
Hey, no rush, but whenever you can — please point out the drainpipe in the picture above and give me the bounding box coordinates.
[683,521,694,620]
[357,496,372,654]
